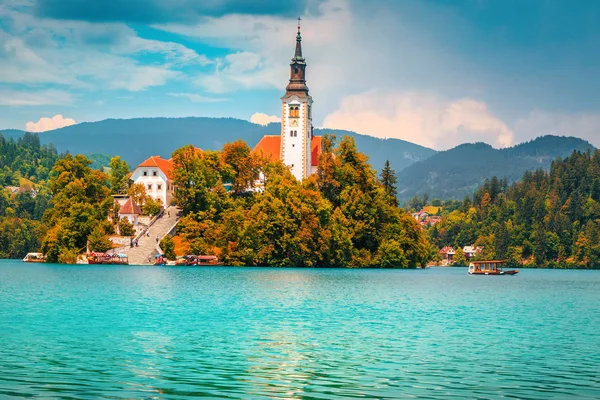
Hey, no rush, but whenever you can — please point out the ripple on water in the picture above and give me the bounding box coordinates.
[1,263,600,399]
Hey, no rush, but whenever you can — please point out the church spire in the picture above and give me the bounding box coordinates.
[294,17,303,61]
[285,17,309,97]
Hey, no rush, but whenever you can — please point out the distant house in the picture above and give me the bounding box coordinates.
[421,215,442,227]
[130,156,175,206]
[412,211,429,221]
[440,246,455,262]
[4,185,37,197]
[463,245,483,259]
[118,198,142,227]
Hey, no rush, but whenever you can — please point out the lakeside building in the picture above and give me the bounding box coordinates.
[129,156,175,206]
[252,20,322,182]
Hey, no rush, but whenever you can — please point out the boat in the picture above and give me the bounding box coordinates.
[173,255,225,266]
[154,254,167,266]
[87,252,129,265]
[22,252,46,263]
[87,252,105,264]
[468,260,518,275]
[195,255,225,266]
[175,255,196,266]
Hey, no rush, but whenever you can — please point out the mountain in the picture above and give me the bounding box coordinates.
[396,135,595,202]
[0,129,28,139]
[1,117,436,171]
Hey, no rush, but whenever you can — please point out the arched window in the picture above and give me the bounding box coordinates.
[289,105,299,118]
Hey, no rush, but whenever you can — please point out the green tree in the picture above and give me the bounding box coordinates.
[160,235,176,260]
[380,160,398,206]
[143,197,162,216]
[109,156,130,194]
[118,217,135,237]
[453,247,467,266]
[88,226,113,252]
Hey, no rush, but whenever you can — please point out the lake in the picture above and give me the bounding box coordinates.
[1,261,599,399]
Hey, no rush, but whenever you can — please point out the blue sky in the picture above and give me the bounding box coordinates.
[1,0,599,149]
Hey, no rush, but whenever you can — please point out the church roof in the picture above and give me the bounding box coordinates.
[119,197,142,215]
[137,156,174,179]
[252,135,281,163]
[252,135,321,167]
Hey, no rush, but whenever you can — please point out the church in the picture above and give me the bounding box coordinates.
[252,21,322,182]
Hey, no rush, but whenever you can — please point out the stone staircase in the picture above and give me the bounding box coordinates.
[118,205,180,265]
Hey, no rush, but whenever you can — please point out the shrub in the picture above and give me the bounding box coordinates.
[58,247,79,264]
[143,197,162,217]
[101,219,115,235]
[118,217,135,237]
[88,226,113,252]
[160,235,176,260]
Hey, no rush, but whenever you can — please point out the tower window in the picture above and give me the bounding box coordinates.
[295,67,299,74]
[289,105,299,118]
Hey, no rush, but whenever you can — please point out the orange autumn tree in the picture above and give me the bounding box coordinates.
[173,136,432,268]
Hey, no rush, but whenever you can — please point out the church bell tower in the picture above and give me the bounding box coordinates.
[280,18,313,181]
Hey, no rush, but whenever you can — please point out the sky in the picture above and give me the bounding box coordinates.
[1,0,599,150]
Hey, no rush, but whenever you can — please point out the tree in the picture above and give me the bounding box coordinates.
[220,140,262,194]
[160,235,176,260]
[172,145,222,214]
[380,160,398,206]
[109,156,130,194]
[128,183,148,207]
[88,226,113,252]
[143,197,162,216]
[118,217,135,237]
[453,247,467,266]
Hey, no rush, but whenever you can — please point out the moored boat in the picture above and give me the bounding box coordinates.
[22,252,46,263]
[154,254,167,266]
[195,255,224,266]
[87,252,129,265]
[468,260,518,275]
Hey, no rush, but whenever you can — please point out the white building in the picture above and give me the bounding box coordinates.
[252,20,321,181]
[130,155,174,206]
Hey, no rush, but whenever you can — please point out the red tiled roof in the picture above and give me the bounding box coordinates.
[252,135,322,167]
[119,198,142,215]
[138,156,174,179]
[252,135,281,162]
[311,136,321,167]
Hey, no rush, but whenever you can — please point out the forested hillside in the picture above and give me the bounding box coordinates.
[397,135,594,202]
[429,149,600,268]
[0,133,60,258]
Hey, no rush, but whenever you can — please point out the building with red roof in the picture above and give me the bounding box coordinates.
[130,155,175,206]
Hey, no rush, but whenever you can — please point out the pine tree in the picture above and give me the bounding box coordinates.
[380,160,398,206]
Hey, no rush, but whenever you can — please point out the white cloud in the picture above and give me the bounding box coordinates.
[250,112,280,126]
[0,6,209,91]
[0,89,74,106]
[25,114,76,132]
[514,110,600,147]
[167,92,227,103]
[323,91,514,150]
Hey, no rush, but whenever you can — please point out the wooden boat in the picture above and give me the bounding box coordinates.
[87,252,105,264]
[468,260,518,275]
[175,255,196,266]
[195,255,224,266]
[87,252,129,265]
[22,252,46,263]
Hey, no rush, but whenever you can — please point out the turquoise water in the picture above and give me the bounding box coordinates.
[1,261,599,399]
